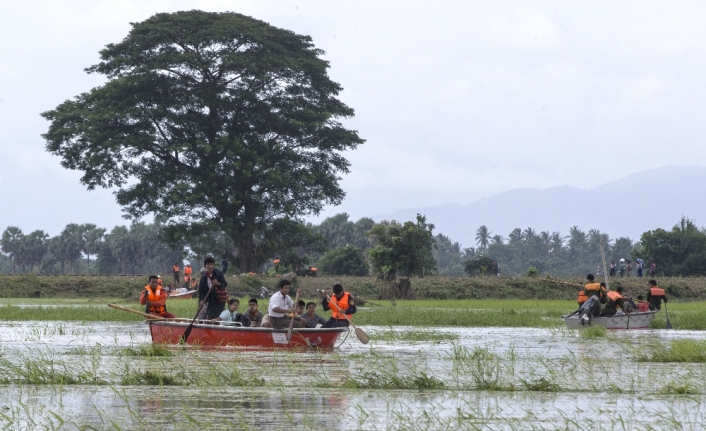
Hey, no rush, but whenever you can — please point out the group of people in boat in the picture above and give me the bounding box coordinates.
[577,274,667,322]
[141,256,356,329]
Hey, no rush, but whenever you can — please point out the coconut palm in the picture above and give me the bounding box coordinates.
[550,232,564,256]
[475,225,491,253]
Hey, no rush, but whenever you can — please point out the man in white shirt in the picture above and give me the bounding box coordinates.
[267,279,303,329]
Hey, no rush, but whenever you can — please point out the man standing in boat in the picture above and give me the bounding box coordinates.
[267,279,303,329]
[141,275,176,318]
[320,284,357,328]
[646,279,667,311]
[583,274,607,317]
[197,256,229,320]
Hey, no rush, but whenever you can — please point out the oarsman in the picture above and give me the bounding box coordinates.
[197,256,229,320]
[140,275,176,318]
[320,284,357,328]
[267,279,303,329]
[602,286,627,317]
[646,279,667,311]
[172,262,181,286]
[583,275,607,317]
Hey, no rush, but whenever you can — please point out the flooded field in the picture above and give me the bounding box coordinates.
[2,317,706,430]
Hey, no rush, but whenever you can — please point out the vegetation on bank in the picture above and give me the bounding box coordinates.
[3,274,706,302]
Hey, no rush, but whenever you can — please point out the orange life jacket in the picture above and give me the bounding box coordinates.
[144,285,166,314]
[173,264,180,273]
[606,290,622,303]
[577,290,589,304]
[184,267,192,276]
[650,286,666,297]
[585,283,602,296]
[330,292,352,320]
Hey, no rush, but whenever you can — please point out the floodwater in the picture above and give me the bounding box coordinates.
[1,320,706,430]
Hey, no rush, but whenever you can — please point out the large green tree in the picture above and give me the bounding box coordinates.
[367,215,436,298]
[639,217,706,276]
[42,10,363,272]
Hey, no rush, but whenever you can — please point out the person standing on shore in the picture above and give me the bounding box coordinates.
[649,262,657,277]
[172,262,181,286]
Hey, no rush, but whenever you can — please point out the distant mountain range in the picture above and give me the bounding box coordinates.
[373,165,706,248]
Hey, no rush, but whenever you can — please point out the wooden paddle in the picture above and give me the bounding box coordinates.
[664,302,673,329]
[107,303,169,321]
[181,284,216,344]
[326,294,369,344]
[286,289,301,341]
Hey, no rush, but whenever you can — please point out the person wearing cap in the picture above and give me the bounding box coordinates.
[320,284,357,328]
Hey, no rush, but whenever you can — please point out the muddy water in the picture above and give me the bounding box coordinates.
[1,321,706,430]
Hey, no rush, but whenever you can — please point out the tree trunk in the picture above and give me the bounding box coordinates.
[236,236,257,273]
[86,254,90,274]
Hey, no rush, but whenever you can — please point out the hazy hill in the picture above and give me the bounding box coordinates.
[373,165,706,248]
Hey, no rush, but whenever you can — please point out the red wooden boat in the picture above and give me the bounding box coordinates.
[168,289,196,299]
[148,320,348,349]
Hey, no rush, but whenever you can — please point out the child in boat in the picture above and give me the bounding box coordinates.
[245,298,264,327]
[212,298,250,326]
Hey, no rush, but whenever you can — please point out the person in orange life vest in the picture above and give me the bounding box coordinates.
[583,274,607,317]
[183,264,193,288]
[601,286,627,317]
[646,279,667,311]
[140,275,176,318]
[320,283,357,328]
[172,262,181,285]
[197,256,229,320]
[636,295,650,312]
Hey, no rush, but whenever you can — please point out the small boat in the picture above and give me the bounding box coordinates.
[148,320,348,349]
[562,310,658,330]
[168,289,196,299]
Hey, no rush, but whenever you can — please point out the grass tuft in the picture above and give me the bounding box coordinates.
[635,339,706,363]
[578,324,607,339]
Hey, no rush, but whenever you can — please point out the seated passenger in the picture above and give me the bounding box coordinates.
[296,299,307,327]
[140,275,177,319]
[601,287,626,317]
[212,298,250,326]
[245,298,264,327]
[302,302,326,328]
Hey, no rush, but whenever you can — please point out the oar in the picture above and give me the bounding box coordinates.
[287,289,301,341]
[326,295,369,344]
[181,284,215,344]
[107,303,168,321]
[664,302,673,329]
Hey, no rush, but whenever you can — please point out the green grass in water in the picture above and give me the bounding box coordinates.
[373,328,459,342]
[636,339,706,363]
[578,325,608,339]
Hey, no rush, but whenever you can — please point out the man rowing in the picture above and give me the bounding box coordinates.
[320,283,356,328]
[197,256,229,321]
[267,279,303,329]
[646,279,667,311]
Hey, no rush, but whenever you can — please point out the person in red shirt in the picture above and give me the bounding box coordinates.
[140,275,176,318]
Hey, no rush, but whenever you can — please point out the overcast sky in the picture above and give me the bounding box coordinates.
[1,0,705,236]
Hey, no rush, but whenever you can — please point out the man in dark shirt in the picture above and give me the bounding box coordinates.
[197,256,228,320]
[221,258,229,274]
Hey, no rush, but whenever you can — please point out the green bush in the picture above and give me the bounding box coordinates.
[317,245,368,276]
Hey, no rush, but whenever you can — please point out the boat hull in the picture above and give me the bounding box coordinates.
[148,320,347,349]
[168,290,196,299]
[563,310,657,330]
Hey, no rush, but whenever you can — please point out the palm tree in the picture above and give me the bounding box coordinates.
[550,232,564,256]
[475,225,491,253]
[491,235,504,245]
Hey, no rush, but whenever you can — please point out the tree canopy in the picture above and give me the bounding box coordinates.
[639,217,706,276]
[42,10,363,272]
